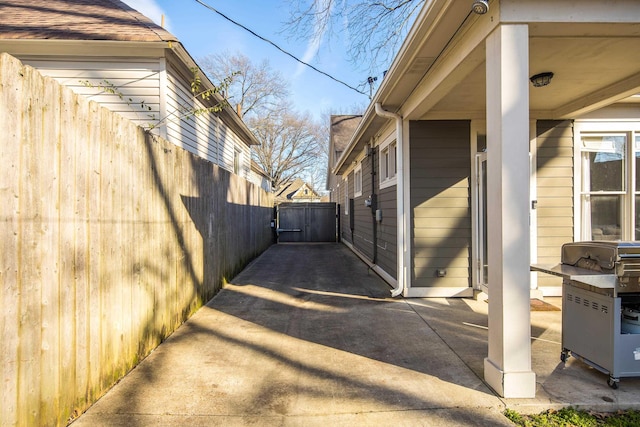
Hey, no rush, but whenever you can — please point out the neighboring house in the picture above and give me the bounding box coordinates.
[249,159,271,192]
[328,0,640,398]
[327,115,362,195]
[276,178,322,204]
[0,0,259,180]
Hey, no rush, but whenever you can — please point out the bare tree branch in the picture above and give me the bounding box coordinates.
[248,106,324,191]
[198,51,289,118]
[282,0,424,75]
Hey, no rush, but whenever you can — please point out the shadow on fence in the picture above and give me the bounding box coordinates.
[0,52,273,426]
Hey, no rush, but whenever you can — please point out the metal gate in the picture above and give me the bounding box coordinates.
[277,202,337,242]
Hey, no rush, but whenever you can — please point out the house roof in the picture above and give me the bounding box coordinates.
[276,178,304,199]
[275,178,320,202]
[327,115,361,190]
[0,0,178,42]
[330,115,361,155]
[0,0,261,148]
[251,159,269,179]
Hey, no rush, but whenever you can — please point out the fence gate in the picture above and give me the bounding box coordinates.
[277,202,337,242]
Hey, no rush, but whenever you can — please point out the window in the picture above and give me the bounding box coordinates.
[344,177,349,215]
[354,163,363,197]
[379,137,397,189]
[579,131,640,240]
[233,147,241,175]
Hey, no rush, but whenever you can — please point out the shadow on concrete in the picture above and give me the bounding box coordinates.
[210,243,499,395]
[72,243,511,426]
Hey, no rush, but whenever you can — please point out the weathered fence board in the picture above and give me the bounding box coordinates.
[0,53,274,426]
[1,50,22,427]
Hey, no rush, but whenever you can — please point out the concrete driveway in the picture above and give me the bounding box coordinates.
[72,243,640,426]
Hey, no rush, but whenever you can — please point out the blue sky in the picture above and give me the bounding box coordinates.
[122,0,372,121]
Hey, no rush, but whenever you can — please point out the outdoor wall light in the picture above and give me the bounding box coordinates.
[472,0,489,14]
[530,72,554,87]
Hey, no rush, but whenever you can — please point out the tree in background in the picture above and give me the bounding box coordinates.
[248,106,325,191]
[201,52,331,193]
[282,0,424,76]
[199,51,289,119]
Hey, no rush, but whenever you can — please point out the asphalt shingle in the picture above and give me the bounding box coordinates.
[0,0,177,42]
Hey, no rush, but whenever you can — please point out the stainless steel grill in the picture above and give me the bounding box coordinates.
[533,241,640,388]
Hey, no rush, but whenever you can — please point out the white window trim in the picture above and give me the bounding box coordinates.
[574,120,640,242]
[233,146,242,176]
[343,177,349,215]
[354,162,363,197]
[379,134,397,189]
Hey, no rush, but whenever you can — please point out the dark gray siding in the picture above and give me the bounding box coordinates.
[410,121,471,288]
[376,184,397,277]
[340,173,353,244]
[339,147,398,280]
[352,153,374,260]
[536,120,574,287]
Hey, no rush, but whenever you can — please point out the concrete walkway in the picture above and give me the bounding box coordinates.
[72,244,640,426]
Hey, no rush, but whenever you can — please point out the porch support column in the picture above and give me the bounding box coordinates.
[483,24,536,398]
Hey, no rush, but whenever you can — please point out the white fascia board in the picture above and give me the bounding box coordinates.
[0,39,169,58]
[402,9,499,120]
[333,0,456,176]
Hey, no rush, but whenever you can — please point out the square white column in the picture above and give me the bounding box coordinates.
[483,24,536,398]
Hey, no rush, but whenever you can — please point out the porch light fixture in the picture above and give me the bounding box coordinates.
[530,72,554,87]
[472,0,488,14]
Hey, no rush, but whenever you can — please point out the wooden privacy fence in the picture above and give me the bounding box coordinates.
[0,53,273,426]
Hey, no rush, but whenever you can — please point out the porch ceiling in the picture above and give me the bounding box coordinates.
[416,23,640,120]
[334,0,640,175]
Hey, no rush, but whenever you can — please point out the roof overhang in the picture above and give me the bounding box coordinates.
[334,0,640,175]
[0,39,171,58]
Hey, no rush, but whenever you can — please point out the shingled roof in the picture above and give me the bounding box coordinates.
[0,0,177,42]
[330,115,361,154]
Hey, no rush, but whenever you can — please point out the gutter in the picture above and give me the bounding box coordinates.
[374,103,405,298]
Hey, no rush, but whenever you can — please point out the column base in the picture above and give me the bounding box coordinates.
[484,358,536,398]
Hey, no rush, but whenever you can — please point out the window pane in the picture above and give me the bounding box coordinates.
[590,194,622,240]
[586,136,625,192]
[636,195,640,240]
[391,144,397,177]
[384,150,389,179]
[636,135,640,190]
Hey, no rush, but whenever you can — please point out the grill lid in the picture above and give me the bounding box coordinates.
[561,241,618,270]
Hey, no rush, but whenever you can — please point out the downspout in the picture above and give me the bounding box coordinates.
[374,103,405,297]
[370,142,378,265]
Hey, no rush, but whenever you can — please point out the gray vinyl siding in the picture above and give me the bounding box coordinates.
[20,57,162,130]
[376,184,397,278]
[536,120,574,287]
[340,174,353,244]
[352,154,374,260]
[341,148,397,279]
[410,121,471,288]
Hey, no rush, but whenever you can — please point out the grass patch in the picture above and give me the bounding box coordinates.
[504,407,640,426]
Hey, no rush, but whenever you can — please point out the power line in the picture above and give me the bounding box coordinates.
[192,0,368,97]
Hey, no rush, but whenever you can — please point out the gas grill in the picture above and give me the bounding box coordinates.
[532,241,640,388]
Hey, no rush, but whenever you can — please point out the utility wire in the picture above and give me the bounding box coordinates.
[192,0,368,97]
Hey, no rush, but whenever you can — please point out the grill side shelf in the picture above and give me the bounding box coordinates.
[532,264,617,296]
